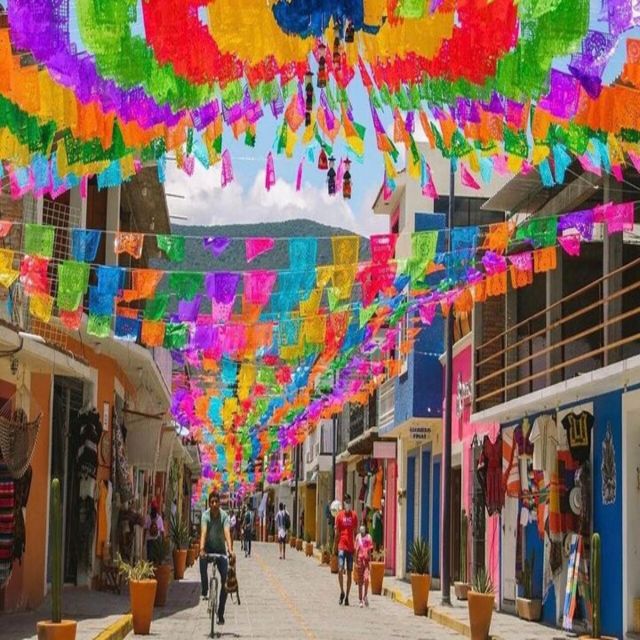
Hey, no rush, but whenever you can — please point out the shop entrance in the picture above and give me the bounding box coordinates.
[49,376,84,585]
[450,467,462,581]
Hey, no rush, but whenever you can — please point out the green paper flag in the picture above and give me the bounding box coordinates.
[24,224,55,258]
[168,272,204,301]
[164,322,189,350]
[408,231,438,282]
[359,303,378,329]
[515,217,558,248]
[157,235,185,263]
[144,294,169,321]
[87,314,111,338]
[57,260,90,311]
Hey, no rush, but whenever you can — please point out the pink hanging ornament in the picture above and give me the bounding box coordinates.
[335,158,345,193]
[265,152,276,191]
[296,158,304,192]
[460,163,481,190]
[221,150,234,188]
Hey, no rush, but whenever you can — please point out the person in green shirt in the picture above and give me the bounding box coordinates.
[199,492,233,626]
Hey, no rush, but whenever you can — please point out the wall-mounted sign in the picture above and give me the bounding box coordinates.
[456,373,473,419]
[409,425,431,441]
[373,441,397,459]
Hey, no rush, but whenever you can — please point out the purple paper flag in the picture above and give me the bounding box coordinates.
[203,236,231,257]
[221,150,233,188]
[265,152,276,191]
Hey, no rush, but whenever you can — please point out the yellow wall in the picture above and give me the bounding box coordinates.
[304,485,317,540]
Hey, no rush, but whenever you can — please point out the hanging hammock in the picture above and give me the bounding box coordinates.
[0,387,42,479]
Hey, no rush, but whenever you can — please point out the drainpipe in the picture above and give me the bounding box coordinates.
[441,160,455,606]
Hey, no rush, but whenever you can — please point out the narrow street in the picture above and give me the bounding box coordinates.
[139,543,462,640]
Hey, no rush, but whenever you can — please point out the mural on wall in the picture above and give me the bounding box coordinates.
[601,423,616,506]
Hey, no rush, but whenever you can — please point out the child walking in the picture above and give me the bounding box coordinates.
[355,524,373,607]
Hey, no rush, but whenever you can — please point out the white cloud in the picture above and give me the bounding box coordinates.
[165,161,388,237]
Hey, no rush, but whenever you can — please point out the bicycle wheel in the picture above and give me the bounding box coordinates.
[210,576,218,638]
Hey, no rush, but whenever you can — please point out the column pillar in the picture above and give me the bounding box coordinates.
[105,186,121,265]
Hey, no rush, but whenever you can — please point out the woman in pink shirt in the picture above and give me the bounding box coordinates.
[355,525,373,607]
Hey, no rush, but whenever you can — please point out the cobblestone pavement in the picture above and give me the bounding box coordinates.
[140,542,464,640]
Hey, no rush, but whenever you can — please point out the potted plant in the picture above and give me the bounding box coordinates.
[468,568,495,640]
[37,478,77,640]
[370,549,385,595]
[296,536,303,552]
[304,533,314,557]
[186,539,196,568]
[148,537,172,607]
[329,531,339,574]
[115,555,157,635]
[321,544,331,565]
[516,552,541,621]
[408,538,431,616]
[581,533,617,640]
[454,510,470,601]
[170,515,190,579]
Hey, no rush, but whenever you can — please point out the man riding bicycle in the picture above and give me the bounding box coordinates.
[199,492,233,626]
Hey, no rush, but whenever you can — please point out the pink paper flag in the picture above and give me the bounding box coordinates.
[558,235,581,256]
[577,153,602,176]
[221,149,233,188]
[493,154,509,175]
[243,271,277,305]
[246,237,275,262]
[296,158,303,192]
[460,163,481,190]
[422,173,438,198]
[79,176,88,199]
[0,221,12,238]
[265,152,276,191]
[336,158,345,193]
[419,304,436,325]
[628,151,640,174]
[183,155,195,176]
[383,173,393,201]
[611,164,624,182]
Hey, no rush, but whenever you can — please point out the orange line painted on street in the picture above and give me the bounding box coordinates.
[253,549,318,640]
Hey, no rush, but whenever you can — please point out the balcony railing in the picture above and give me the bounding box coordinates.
[474,255,640,410]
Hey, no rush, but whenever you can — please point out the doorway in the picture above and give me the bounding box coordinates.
[48,376,84,585]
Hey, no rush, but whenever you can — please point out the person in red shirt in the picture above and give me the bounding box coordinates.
[334,494,358,606]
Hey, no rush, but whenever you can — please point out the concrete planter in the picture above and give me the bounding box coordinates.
[36,620,77,640]
[516,597,542,621]
[305,542,314,557]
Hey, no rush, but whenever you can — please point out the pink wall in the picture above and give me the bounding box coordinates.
[335,462,346,502]
[384,458,397,573]
[451,343,500,591]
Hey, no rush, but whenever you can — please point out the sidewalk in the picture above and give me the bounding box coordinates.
[2,586,130,640]
[381,577,571,640]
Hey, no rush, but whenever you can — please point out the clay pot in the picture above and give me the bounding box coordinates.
[330,554,339,574]
[268,535,274,543]
[516,597,542,621]
[173,549,187,579]
[186,547,195,568]
[454,581,470,601]
[296,538,303,551]
[305,542,314,557]
[153,564,172,607]
[36,620,77,640]
[129,579,157,635]
[321,551,330,565]
[468,591,495,640]
[370,561,385,595]
[410,573,431,616]
[290,536,297,548]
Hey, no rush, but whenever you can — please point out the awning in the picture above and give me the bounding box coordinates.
[125,412,164,468]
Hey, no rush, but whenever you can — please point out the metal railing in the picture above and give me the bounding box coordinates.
[474,255,640,409]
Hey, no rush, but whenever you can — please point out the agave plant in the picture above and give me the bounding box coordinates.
[115,554,156,582]
[169,515,190,550]
[372,548,385,562]
[408,538,431,575]
[472,567,494,594]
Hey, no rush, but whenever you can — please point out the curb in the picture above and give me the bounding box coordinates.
[92,614,133,640]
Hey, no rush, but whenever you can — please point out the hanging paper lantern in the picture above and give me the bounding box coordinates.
[343,158,352,200]
[317,42,327,89]
[304,70,314,127]
[332,36,341,67]
[318,149,328,171]
[327,156,336,196]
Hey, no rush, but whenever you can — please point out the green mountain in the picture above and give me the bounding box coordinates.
[160,219,371,272]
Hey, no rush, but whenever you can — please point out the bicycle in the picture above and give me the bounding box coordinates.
[203,553,226,638]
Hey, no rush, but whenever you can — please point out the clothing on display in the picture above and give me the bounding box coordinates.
[479,434,503,515]
[371,509,383,549]
[371,467,383,511]
[96,480,112,557]
[575,462,591,537]
[561,411,594,464]
[529,414,559,474]
[113,419,134,503]
[0,462,15,587]
[75,408,103,479]
[12,466,32,561]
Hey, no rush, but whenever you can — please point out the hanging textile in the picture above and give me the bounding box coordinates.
[478,433,503,515]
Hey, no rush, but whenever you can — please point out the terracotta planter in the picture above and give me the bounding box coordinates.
[129,579,157,635]
[468,591,495,640]
[290,537,297,548]
[410,574,431,615]
[305,542,313,557]
[36,620,77,640]
[268,535,274,543]
[370,561,385,595]
[516,597,542,621]
[173,549,188,579]
[330,554,339,574]
[321,551,330,565]
[296,539,303,551]
[153,564,172,607]
[454,581,470,601]
[186,547,195,568]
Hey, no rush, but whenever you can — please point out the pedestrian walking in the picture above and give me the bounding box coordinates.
[335,494,358,606]
[276,502,291,560]
[143,500,164,560]
[355,525,373,607]
[243,508,254,557]
[199,492,234,627]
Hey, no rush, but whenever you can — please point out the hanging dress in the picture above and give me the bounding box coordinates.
[480,434,503,515]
